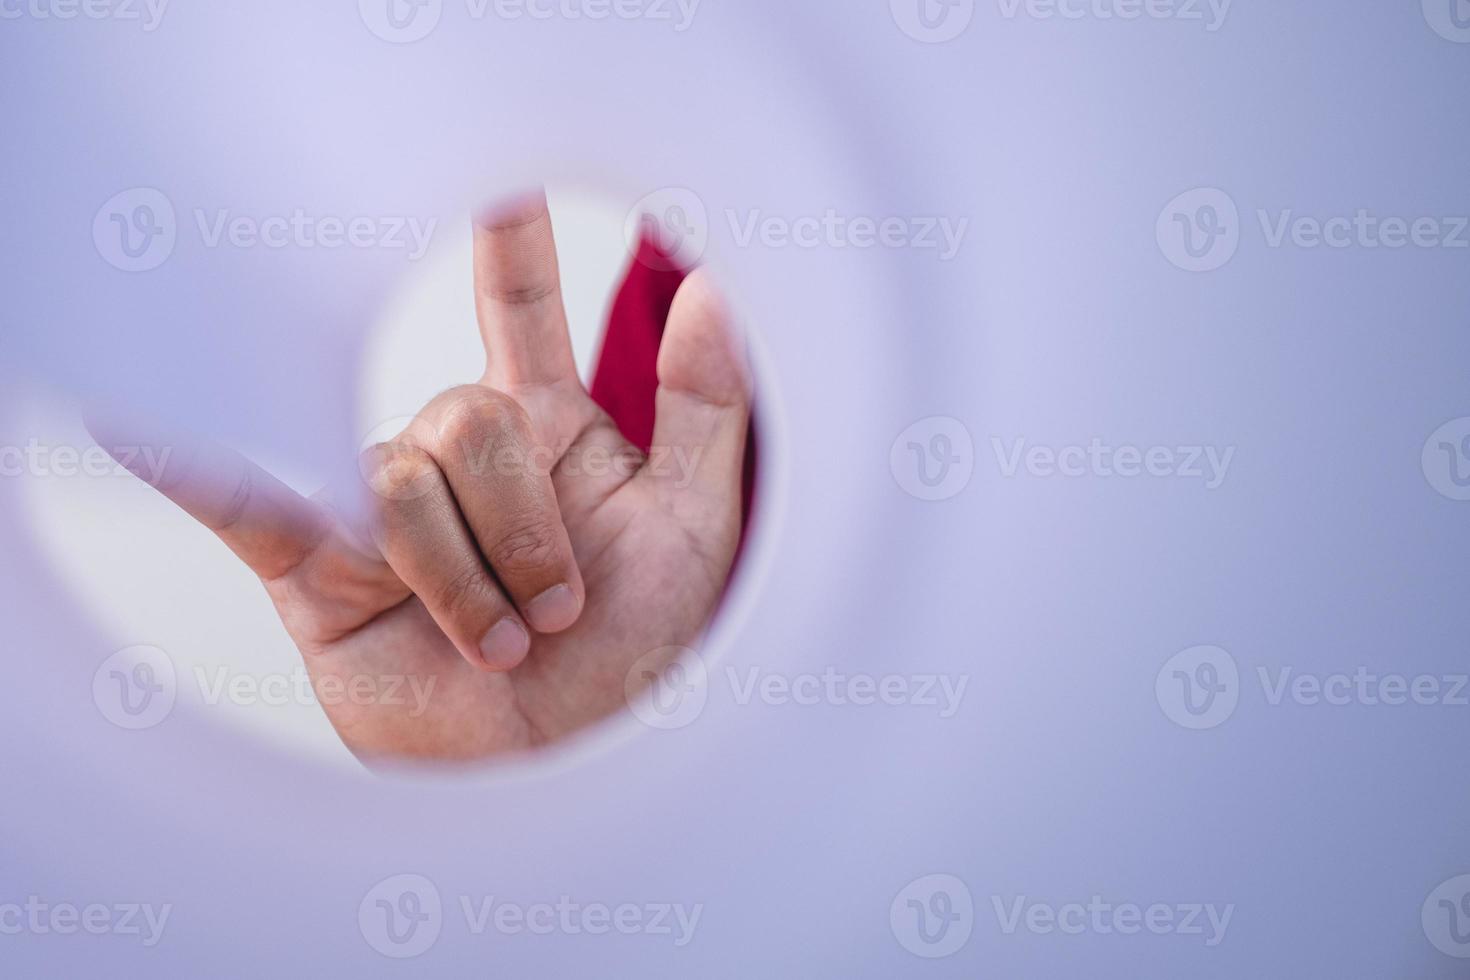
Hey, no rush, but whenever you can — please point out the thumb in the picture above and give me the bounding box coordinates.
[646,269,753,512]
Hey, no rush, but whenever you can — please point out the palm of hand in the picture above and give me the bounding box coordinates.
[291,386,741,762]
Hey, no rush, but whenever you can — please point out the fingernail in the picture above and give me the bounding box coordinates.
[479,618,530,670]
[525,584,581,634]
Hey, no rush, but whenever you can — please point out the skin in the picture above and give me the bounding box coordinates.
[91,191,752,767]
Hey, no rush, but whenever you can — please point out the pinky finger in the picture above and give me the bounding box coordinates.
[86,415,330,583]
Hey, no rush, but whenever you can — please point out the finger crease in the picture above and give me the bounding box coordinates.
[481,281,558,307]
[210,468,254,534]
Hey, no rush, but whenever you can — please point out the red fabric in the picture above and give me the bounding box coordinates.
[588,238,683,452]
[589,238,757,540]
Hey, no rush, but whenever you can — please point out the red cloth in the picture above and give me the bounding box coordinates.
[588,238,757,543]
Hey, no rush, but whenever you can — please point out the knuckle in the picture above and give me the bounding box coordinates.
[436,387,528,444]
[362,442,436,500]
[486,518,562,575]
[433,387,536,477]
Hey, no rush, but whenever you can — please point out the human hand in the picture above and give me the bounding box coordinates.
[91,192,751,765]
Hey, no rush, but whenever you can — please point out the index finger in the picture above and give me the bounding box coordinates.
[473,190,580,391]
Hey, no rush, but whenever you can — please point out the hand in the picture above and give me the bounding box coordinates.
[91,192,752,765]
